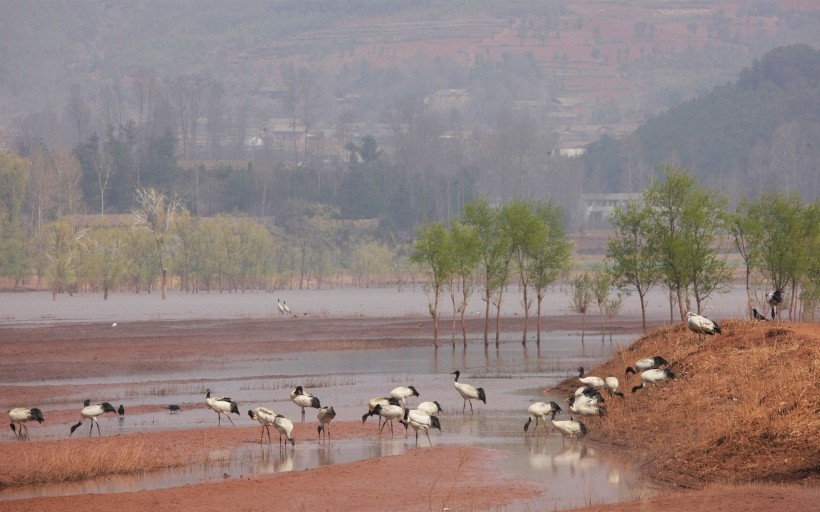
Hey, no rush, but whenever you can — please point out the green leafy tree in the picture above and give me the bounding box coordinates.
[462,197,511,346]
[645,165,731,320]
[591,267,613,341]
[570,272,593,343]
[729,198,763,317]
[606,200,659,332]
[448,219,480,346]
[0,151,30,283]
[410,221,455,347]
[529,201,573,344]
[501,200,542,345]
[44,219,86,299]
[79,227,130,300]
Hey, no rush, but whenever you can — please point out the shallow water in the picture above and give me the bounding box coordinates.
[1,332,655,510]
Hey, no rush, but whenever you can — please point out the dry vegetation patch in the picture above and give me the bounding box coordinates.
[567,321,819,489]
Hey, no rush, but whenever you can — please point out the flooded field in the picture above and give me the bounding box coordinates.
[1,322,654,510]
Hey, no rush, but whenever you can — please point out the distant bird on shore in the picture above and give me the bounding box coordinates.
[577,367,606,389]
[205,389,240,427]
[524,401,562,435]
[167,404,181,414]
[752,308,768,321]
[117,404,125,418]
[277,299,286,315]
[625,356,669,376]
[452,370,486,413]
[687,311,721,340]
[9,407,44,441]
[390,385,419,407]
[631,368,676,393]
[550,410,587,443]
[317,406,336,441]
[290,386,320,421]
[70,401,117,437]
[766,289,783,320]
[282,301,292,315]
[568,394,606,417]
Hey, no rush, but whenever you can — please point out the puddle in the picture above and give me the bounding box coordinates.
[2,332,655,509]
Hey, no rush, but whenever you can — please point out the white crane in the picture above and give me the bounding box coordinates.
[273,414,295,447]
[451,370,486,413]
[550,410,587,443]
[766,288,783,320]
[282,301,292,316]
[290,386,321,421]
[362,396,400,429]
[577,367,606,389]
[205,389,240,427]
[8,407,44,441]
[416,401,443,416]
[248,406,279,444]
[277,299,286,315]
[568,394,606,417]
[317,406,336,441]
[523,401,562,435]
[687,311,721,341]
[369,402,404,435]
[400,408,441,446]
[70,401,118,437]
[390,385,420,407]
[631,368,676,393]
[604,376,624,398]
[624,356,669,376]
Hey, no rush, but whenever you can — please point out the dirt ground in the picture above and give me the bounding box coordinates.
[0,315,818,511]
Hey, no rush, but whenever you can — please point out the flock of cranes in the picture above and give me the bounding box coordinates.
[5,292,772,452]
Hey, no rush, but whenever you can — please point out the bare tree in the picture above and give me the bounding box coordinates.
[65,85,91,145]
[93,142,114,216]
[133,187,185,299]
[52,149,84,217]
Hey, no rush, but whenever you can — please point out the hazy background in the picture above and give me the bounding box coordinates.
[1,0,818,234]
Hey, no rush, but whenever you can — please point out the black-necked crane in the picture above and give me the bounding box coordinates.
[752,308,768,321]
[568,394,606,417]
[277,299,286,315]
[362,396,400,429]
[390,385,420,407]
[290,386,320,421]
[273,414,295,447]
[70,401,118,437]
[550,410,587,443]
[248,406,278,444]
[577,367,606,389]
[604,376,624,398]
[625,356,669,376]
[574,386,605,402]
[687,311,721,341]
[400,408,441,446]
[283,301,292,316]
[524,401,562,435]
[369,403,404,435]
[766,288,783,320]
[205,389,240,427]
[631,368,676,393]
[9,407,44,441]
[167,404,181,414]
[317,406,336,441]
[416,401,443,416]
[451,370,486,413]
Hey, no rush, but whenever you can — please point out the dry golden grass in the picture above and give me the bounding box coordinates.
[0,436,193,488]
[567,320,820,489]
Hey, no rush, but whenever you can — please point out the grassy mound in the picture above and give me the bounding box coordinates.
[558,320,819,489]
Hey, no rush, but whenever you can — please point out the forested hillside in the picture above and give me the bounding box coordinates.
[582,44,820,200]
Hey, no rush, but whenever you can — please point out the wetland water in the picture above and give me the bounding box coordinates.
[2,331,655,510]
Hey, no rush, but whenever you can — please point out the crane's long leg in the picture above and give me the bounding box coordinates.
[425,429,433,447]
[225,414,236,427]
[217,412,221,426]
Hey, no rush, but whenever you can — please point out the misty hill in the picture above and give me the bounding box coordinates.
[582,44,820,201]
